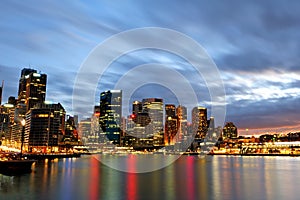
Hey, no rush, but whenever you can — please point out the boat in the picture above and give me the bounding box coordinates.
[0,120,36,175]
[0,153,36,175]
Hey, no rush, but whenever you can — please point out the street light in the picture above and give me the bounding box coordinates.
[20,119,25,157]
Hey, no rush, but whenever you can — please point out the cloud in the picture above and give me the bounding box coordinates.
[1,0,300,134]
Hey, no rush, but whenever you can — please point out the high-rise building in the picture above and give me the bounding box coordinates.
[132,101,143,115]
[11,103,26,146]
[18,68,47,111]
[176,105,187,139]
[99,90,122,145]
[142,98,164,146]
[206,116,216,140]
[88,106,100,144]
[78,118,91,145]
[62,115,80,147]
[165,104,178,145]
[0,103,15,145]
[18,68,37,105]
[222,122,238,139]
[25,103,65,152]
[0,113,9,141]
[25,72,47,111]
[192,106,208,139]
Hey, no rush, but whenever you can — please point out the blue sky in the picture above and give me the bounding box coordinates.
[1,0,300,135]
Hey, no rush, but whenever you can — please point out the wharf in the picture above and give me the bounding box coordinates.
[23,153,81,160]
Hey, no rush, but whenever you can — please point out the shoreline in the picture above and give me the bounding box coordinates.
[208,153,300,157]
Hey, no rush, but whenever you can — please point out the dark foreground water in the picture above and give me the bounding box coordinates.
[1,155,300,200]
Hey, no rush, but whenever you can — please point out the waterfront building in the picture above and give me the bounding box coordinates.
[0,104,15,145]
[78,118,91,145]
[132,100,143,115]
[176,105,187,139]
[142,98,164,146]
[25,103,65,152]
[18,68,47,111]
[222,122,238,139]
[0,113,9,142]
[59,115,81,148]
[11,103,26,147]
[207,116,216,140]
[165,104,178,145]
[192,106,208,139]
[89,106,100,144]
[99,90,122,145]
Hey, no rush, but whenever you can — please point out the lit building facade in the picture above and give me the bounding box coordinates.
[25,103,65,152]
[192,106,208,139]
[99,90,122,145]
[223,122,238,139]
[78,118,91,145]
[90,106,100,144]
[18,68,47,111]
[176,105,187,140]
[142,98,164,146]
[165,104,178,145]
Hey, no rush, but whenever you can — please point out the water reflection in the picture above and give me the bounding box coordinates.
[1,156,300,200]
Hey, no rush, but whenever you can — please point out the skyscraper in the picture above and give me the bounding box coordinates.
[99,90,122,145]
[176,105,187,139]
[192,106,208,139]
[18,68,37,105]
[25,103,65,152]
[89,106,100,144]
[78,118,91,145]
[165,104,178,145]
[18,68,47,111]
[132,101,143,115]
[142,98,164,146]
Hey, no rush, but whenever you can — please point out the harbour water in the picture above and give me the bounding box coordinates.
[1,155,300,200]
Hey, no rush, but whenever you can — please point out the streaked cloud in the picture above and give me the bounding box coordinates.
[1,0,300,134]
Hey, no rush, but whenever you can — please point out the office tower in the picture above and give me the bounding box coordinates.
[0,104,15,145]
[78,118,91,145]
[206,116,216,140]
[192,106,208,139]
[18,68,47,111]
[18,68,37,105]
[11,103,26,146]
[176,105,187,139]
[142,98,164,146]
[132,101,142,115]
[0,113,9,142]
[208,117,215,129]
[222,122,238,139]
[73,115,79,128]
[165,104,178,145]
[131,101,150,126]
[25,103,65,152]
[99,90,122,145]
[88,106,100,144]
[65,115,78,139]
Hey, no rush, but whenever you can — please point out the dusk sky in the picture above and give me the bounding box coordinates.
[1,0,300,135]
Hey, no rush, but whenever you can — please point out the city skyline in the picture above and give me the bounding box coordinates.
[1,1,300,135]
